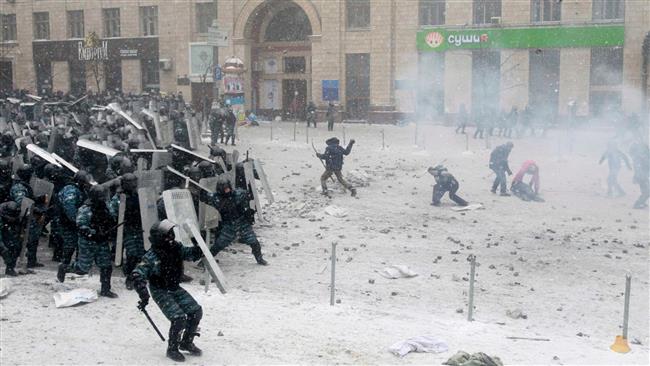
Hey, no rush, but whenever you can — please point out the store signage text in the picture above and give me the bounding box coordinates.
[78,41,108,61]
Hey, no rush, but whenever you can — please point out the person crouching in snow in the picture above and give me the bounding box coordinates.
[427,165,468,207]
[316,137,357,197]
[511,160,544,202]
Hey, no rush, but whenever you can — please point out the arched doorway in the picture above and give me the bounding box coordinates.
[242,0,313,120]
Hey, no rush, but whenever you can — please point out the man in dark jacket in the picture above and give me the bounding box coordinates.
[599,141,631,197]
[131,220,204,362]
[224,104,237,146]
[428,165,468,207]
[316,137,357,197]
[489,141,514,196]
[306,101,317,128]
[326,102,336,131]
[0,201,22,276]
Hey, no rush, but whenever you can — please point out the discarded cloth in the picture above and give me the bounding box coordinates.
[53,288,98,308]
[443,351,503,366]
[378,265,418,279]
[324,205,348,218]
[388,335,448,357]
[0,278,12,299]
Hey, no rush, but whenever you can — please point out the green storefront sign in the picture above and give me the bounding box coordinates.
[417,25,624,52]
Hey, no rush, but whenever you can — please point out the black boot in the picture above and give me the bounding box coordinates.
[5,267,17,277]
[57,263,67,283]
[180,309,203,356]
[251,242,268,265]
[167,318,187,362]
[180,273,193,283]
[99,267,118,298]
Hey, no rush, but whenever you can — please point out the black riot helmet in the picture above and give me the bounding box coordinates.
[120,157,134,174]
[197,161,215,178]
[74,170,93,189]
[149,219,176,248]
[120,173,138,193]
[0,160,10,177]
[215,176,232,196]
[43,163,64,183]
[188,166,202,183]
[0,201,21,223]
[88,184,107,205]
[16,164,33,182]
[109,155,124,171]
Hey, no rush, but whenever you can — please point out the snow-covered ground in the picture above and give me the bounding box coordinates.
[1,121,648,365]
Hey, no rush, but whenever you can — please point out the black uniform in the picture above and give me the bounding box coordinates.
[489,142,513,195]
[428,166,468,207]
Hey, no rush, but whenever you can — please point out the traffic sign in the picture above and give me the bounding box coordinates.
[214,65,222,81]
[207,27,229,47]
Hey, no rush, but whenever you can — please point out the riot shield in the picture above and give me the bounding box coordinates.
[162,189,198,247]
[135,170,164,193]
[114,194,126,266]
[186,117,201,150]
[198,177,221,230]
[151,151,172,169]
[253,159,274,204]
[184,221,228,294]
[11,155,24,175]
[27,144,62,168]
[243,161,264,222]
[29,177,54,204]
[138,188,159,251]
[77,139,120,157]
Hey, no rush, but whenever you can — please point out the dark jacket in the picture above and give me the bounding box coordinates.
[318,137,353,171]
[489,144,513,174]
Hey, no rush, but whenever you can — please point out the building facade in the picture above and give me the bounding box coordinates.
[1,0,648,122]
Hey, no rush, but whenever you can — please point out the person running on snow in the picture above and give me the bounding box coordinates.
[0,201,22,276]
[489,142,514,196]
[629,137,649,209]
[200,177,268,265]
[224,102,237,146]
[306,101,317,128]
[326,102,337,131]
[510,160,544,202]
[131,220,205,362]
[108,173,145,290]
[316,137,357,197]
[427,165,468,207]
[599,141,631,197]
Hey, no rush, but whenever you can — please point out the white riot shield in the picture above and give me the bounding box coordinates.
[162,189,198,247]
[151,151,172,169]
[198,177,221,230]
[243,161,264,222]
[184,221,228,294]
[253,159,274,204]
[114,194,126,266]
[158,116,173,146]
[11,155,24,175]
[138,188,159,251]
[0,117,7,131]
[135,170,164,193]
[29,178,54,204]
[27,144,62,167]
[186,117,201,150]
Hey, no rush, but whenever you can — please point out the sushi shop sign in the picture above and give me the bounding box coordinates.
[417,25,625,52]
[78,40,109,61]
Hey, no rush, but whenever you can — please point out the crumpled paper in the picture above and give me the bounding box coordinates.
[53,288,98,308]
[388,335,448,357]
[378,265,418,279]
[324,205,348,218]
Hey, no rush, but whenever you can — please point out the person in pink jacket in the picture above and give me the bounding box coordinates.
[511,160,544,202]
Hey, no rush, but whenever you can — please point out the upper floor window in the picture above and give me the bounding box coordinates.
[592,0,624,20]
[33,12,50,40]
[196,2,214,34]
[473,0,501,25]
[419,0,445,26]
[140,6,158,36]
[531,0,561,22]
[347,0,370,30]
[1,14,17,41]
[590,47,623,86]
[67,10,84,39]
[103,8,120,37]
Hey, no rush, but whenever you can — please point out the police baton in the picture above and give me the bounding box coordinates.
[138,302,166,342]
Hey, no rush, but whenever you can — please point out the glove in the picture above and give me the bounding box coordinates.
[349,139,356,144]
[137,298,148,311]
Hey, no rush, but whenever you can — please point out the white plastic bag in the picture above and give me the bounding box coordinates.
[53,288,98,308]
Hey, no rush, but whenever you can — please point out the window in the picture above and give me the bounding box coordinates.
[1,14,17,41]
[142,60,160,90]
[473,0,501,24]
[67,10,84,39]
[471,50,500,115]
[284,57,306,73]
[103,8,120,37]
[593,0,624,21]
[417,52,445,117]
[264,4,312,42]
[347,0,370,30]
[531,0,561,22]
[196,2,214,34]
[590,47,623,86]
[346,53,370,119]
[33,12,50,40]
[140,6,158,36]
[419,0,445,26]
